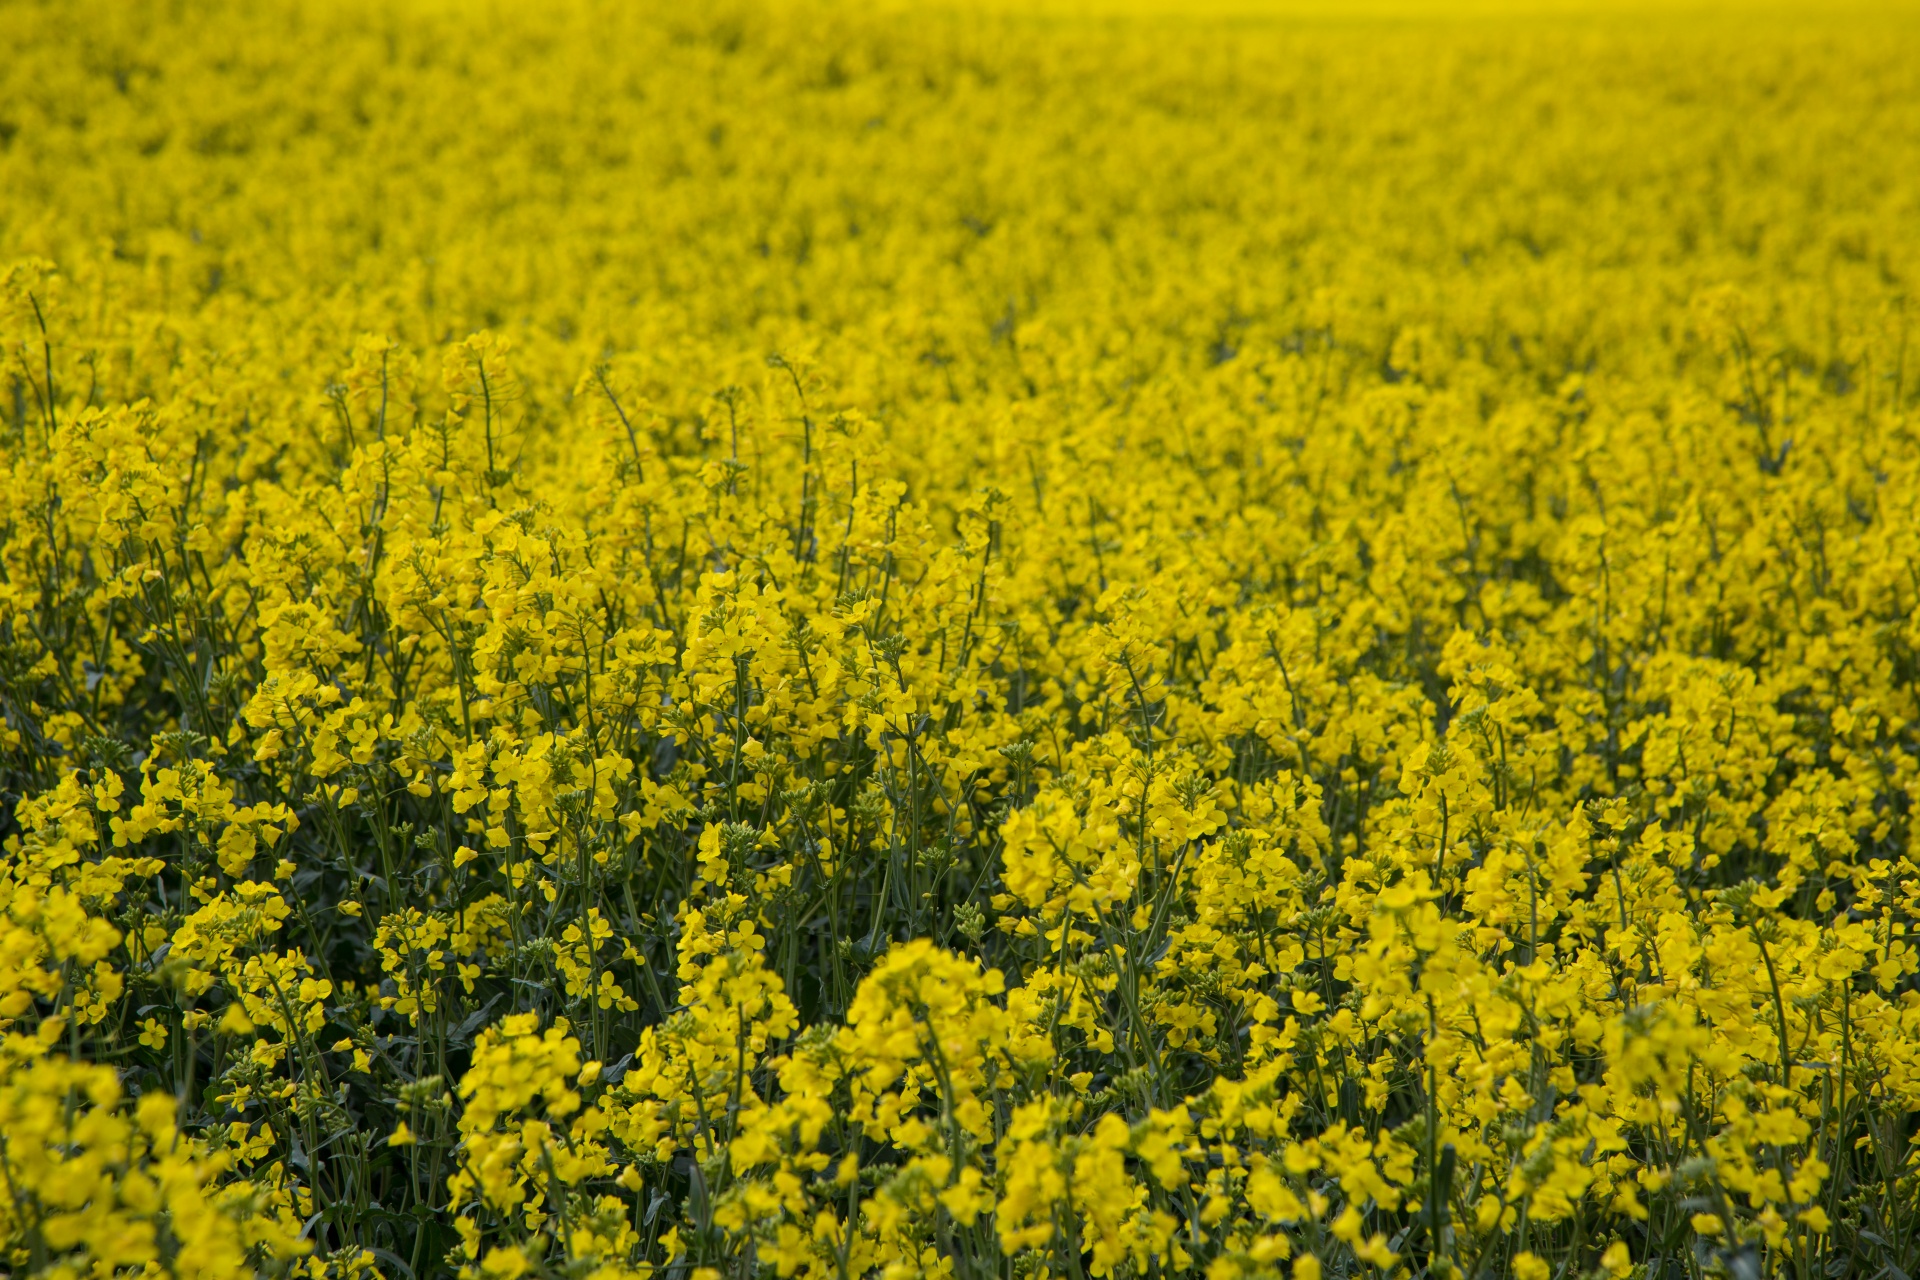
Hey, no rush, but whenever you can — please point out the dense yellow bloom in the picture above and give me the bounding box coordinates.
[0,1037,307,1279]
[3,0,1919,1277]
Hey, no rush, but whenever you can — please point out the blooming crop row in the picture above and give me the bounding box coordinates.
[3,1,1919,1279]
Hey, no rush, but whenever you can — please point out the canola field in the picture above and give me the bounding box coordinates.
[5,1,1920,1278]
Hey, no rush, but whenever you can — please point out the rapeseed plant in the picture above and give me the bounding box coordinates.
[3,0,1919,1277]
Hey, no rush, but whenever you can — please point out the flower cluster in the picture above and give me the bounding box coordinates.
[3,0,1919,1277]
